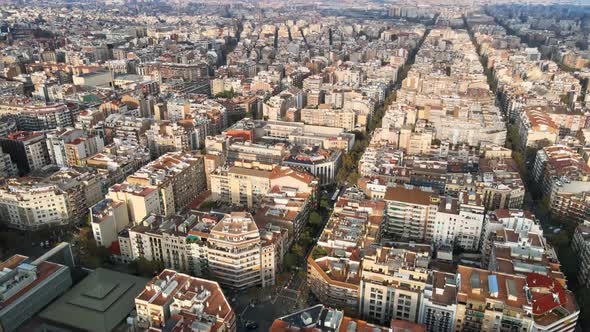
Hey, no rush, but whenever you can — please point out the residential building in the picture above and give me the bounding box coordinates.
[0,178,71,230]
[383,185,439,241]
[517,108,559,150]
[283,148,342,185]
[455,266,578,332]
[135,269,236,332]
[418,270,458,332]
[359,244,431,325]
[90,198,130,248]
[432,193,485,250]
[573,223,590,288]
[126,151,206,216]
[270,304,391,332]
[0,255,72,332]
[0,131,50,175]
[207,212,276,288]
[106,183,161,224]
[211,165,316,208]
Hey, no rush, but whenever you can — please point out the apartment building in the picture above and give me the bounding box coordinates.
[550,181,590,223]
[126,151,206,216]
[271,304,391,332]
[478,157,526,211]
[533,145,590,196]
[432,193,485,251]
[46,128,104,167]
[210,166,272,208]
[262,92,296,121]
[106,183,161,224]
[383,185,439,241]
[331,195,384,243]
[0,147,16,179]
[211,165,316,208]
[207,212,276,288]
[14,103,76,132]
[572,223,590,288]
[481,209,542,264]
[358,244,431,325]
[127,214,206,274]
[83,142,151,187]
[300,106,356,131]
[135,269,236,331]
[103,114,151,145]
[0,178,70,230]
[0,255,72,332]
[254,185,314,246]
[90,198,130,248]
[517,108,559,149]
[45,167,104,222]
[418,270,458,332]
[0,131,50,175]
[487,225,562,282]
[145,121,205,159]
[308,192,385,317]
[455,266,578,332]
[307,256,361,317]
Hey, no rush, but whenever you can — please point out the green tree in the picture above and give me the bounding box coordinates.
[198,200,219,211]
[309,212,323,228]
[346,171,359,185]
[215,87,237,98]
[291,244,305,258]
[283,253,297,271]
[300,231,313,248]
[132,257,165,277]
[311,246,329,259]
[319,197,332,211]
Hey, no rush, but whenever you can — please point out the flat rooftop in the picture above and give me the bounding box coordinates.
[39,268,148,332]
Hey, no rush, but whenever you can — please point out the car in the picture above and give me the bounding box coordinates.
[245,321,258,330]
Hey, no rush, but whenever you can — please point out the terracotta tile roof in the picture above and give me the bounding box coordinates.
[384,185,435,205]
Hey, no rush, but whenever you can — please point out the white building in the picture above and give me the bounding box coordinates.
[208,212,276,289]
[90,198,130,248]
[432,193,485,250]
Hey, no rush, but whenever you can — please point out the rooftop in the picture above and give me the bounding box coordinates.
[40,268,148,332]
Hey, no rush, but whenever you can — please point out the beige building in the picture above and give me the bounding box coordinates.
[126,214,206,274]
[300,106,356,131]
[0,179,70,230]
[383,185,439,241]
[72,70,113,88]
[455,265,578,332]
[135,269,236,331]
[0,168,103,230]
[90,198,130,248]
[126,151,206,216]
[211,165,316,208]
[207,212,276,289]
[517,108,559,149]
[359,245,431,326]
[106,183,161,224]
